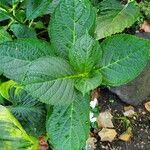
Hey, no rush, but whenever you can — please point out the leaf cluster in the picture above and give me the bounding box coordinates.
[0,0,149,150]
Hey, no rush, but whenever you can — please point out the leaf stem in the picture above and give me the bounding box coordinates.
[29,19,34,28]
[0,4,23,25]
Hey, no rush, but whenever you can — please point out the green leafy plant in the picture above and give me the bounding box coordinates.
[0,0,150,150]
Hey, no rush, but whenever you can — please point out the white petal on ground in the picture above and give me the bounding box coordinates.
[90,112,97,123]
[90,98,98,109]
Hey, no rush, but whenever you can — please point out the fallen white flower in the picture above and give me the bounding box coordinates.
[90,98,98,109]
[123,110,135,117]
[90,112,97,123]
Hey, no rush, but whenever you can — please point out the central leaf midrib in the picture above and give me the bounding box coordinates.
[69,98,74,150]
[25,72,89,85]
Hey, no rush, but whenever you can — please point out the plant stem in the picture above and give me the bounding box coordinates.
[6,20,15,30]
[0,4,23,25]
[29,19,34,28]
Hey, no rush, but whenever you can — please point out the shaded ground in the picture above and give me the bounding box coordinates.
[95,88,150,150]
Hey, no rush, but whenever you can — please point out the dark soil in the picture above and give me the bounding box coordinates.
[95,88,150,150]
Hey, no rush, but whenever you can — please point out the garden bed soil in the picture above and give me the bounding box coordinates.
[95,88,150,150]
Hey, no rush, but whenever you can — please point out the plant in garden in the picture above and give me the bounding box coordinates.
[0,0,150,150]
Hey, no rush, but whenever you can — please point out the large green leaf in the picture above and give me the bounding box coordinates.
[0,39,54,81]
[22,57,75,105]
[97,34,149,86]
[0,38,94,105]
[95,0,140,40]
[10,24,37,39]
[46,91,90,150]
[8,87,46,137]
[49,0,96,58]
[69,33,101,73]
[0,105,39,150]
[26,0,52,20]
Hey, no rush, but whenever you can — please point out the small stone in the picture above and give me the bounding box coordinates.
[97,111,114,128]
[101,145,106,149]
[85,137,97,150]
[98,128,117,142]
[124,106,134,111]
[144,101,150,112]
[119,127,132,142]
[133,116,136,120]
[123,106,136,117]
[142,111,146,115]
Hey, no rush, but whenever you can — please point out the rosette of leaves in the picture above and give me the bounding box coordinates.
[0,0,150,150]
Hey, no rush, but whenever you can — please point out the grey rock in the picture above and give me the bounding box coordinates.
[135,32,150,39]
[110,33,150,106]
